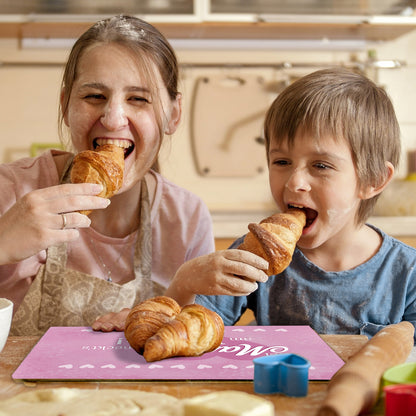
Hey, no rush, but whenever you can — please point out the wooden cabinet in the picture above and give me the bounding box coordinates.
[215,238,237,251]
[396,237,416,248]
[1,20,416,42]
[1,0,416,43]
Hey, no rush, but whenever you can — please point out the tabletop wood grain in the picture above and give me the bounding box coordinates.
[0,333,386,415]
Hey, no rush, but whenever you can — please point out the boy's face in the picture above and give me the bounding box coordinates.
[268,130,367,252]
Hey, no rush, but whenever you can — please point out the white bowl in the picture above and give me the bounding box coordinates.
[0,298,13,353]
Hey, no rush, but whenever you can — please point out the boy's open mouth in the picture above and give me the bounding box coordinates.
[288,204,317,228]
[93,138,134,159]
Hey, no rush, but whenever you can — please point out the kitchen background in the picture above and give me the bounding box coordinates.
[1,0,416,246]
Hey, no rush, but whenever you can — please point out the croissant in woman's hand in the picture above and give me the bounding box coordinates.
[239,208,306,275]
[124,296,224,362]
[70,144,124,215]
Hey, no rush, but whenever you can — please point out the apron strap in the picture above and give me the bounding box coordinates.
[134,178,151,278]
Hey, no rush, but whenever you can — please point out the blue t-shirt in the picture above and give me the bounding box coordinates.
[196,225,416,342]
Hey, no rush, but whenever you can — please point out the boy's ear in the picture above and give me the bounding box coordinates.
[165,93,182,135]
[359,161,395,200]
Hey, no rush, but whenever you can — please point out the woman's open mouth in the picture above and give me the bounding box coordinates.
[93,138,134,159]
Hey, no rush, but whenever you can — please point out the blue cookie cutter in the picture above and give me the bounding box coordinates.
[253,353,311,397]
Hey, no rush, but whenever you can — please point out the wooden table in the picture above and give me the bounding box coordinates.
[0,334,385,415]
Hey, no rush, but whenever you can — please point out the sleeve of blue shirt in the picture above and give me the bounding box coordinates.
[196,226,416,344]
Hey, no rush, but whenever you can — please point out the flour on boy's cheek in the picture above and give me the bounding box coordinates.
[326,203,357,225]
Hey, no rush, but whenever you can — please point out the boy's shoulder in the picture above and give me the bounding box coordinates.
[366,225,416,277]
[371,224,416,254]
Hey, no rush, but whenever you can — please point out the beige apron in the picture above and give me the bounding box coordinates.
[11,170,163,336]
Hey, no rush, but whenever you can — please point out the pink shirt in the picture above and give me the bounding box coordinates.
[0,150,215,311]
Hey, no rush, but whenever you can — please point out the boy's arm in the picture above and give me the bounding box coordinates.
[164,249,269,307]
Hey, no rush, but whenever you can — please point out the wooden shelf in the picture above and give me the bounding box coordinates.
[0,20,416,41]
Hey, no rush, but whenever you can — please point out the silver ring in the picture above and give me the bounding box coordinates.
[61,213,67,230]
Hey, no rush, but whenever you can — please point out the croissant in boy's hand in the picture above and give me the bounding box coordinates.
[70,144,124,215]
[239,208,306,275]
[124,296,225,362]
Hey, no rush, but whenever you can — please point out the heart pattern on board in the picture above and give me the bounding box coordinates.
[13,326,344,382]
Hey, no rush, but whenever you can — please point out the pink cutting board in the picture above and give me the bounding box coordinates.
[12,326,344,381]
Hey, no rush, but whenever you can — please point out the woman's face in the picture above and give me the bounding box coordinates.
[64,43,181,191]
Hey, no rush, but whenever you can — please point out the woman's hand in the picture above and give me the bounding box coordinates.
[165,249,269,306]
[0,183,110,265]
[92,308,130,332]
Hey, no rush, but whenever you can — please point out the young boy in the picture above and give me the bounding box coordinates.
[192,67,416,341]
[94,68,416,342]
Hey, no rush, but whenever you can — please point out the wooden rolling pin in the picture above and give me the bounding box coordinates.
[316,321,415,416]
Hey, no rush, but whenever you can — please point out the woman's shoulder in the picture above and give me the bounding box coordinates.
[0,149,69,189]
[150,170,208,210]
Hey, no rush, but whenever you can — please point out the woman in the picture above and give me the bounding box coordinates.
[0,15,214,335]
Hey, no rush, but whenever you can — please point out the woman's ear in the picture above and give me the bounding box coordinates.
[359,161,395,200]
[165,93,182,135]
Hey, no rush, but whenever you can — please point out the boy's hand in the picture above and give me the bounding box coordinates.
[165,249,269,306]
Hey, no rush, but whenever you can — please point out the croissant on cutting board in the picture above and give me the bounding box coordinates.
[124,296,225,362]
[124,296,181,354]
[143,303,225,362]
[239,208,306,275]
[70,144,124,215]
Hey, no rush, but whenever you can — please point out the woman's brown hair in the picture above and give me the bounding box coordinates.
[59,14,180,170]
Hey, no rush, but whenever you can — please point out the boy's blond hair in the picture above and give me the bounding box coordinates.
[264,67,401,225]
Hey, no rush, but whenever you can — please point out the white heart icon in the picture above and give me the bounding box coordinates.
[58,364,73,369]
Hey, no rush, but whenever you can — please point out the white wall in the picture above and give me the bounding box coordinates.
[0,39,66,161]
[0,32,414,228]
[375,30,416,177]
